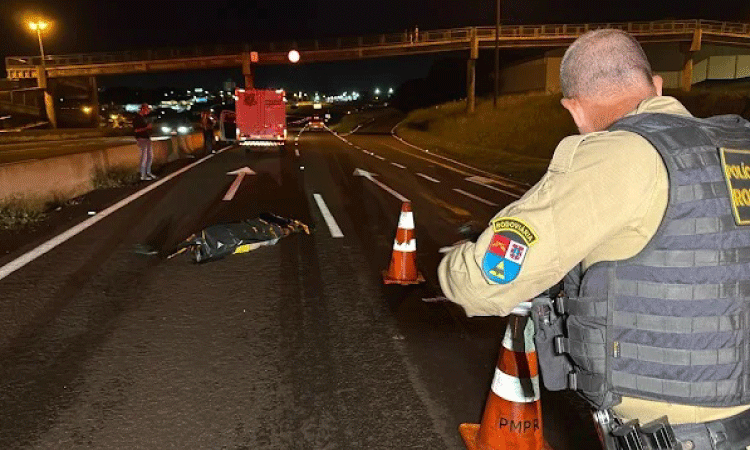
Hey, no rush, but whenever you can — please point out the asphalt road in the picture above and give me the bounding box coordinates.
[0,125,601,449]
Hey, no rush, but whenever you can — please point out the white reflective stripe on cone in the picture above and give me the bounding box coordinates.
[491,369,541,403]
[502,318,536,353]
[397,212,415,230]
[393,239,417,252]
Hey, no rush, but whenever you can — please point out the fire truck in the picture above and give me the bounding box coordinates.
[234,89,287,148]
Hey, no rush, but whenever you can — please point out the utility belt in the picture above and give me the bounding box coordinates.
[593,407,750,450]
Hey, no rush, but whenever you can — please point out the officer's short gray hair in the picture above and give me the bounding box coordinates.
[560,29,654,99]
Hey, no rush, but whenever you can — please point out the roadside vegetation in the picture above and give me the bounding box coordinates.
[330,108,402,134]
[0,198,48,230]
[397,87,750,185]
[92,166,140,189]
[398,93,575,184]
[0,167,139,231]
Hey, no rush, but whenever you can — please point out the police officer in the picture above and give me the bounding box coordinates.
[439,29,750,449]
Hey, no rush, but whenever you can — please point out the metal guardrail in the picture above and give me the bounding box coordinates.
[5,19,750,71]
[0,87,43,109]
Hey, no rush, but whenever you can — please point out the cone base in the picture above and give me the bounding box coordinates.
[459,423,482,450]
[459,422,556,450]
[382,270,425,285]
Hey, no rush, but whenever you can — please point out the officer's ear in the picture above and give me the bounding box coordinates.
[652,75,663,96]
[561,97,588,134]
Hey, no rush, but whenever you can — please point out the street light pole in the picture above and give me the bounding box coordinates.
[36,28,46,63]
[494,0,500,109]
[28,20,56,128]
[29,21,49,64]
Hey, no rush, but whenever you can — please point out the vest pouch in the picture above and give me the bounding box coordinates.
[531,297,574,391]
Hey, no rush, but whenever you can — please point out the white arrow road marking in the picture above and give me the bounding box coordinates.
[353,168,410,203]
[223,167,257,201]
[466,176,522,198]
[313,194,344,238]
[391,162,406,169]
[453,188,498,207]
[416,173,440,183]
[0,144,234,282]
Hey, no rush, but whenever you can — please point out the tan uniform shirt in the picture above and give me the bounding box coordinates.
[438,96,750,424]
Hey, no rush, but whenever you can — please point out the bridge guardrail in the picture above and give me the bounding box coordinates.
[6,19,749,71]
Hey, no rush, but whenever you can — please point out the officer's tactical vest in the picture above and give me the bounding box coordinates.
[559,113,750,410]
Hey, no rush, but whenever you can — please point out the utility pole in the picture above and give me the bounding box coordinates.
[494,0,500,108]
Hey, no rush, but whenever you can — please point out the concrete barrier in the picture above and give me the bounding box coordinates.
[0,128,131,144]
[0,132,206,203]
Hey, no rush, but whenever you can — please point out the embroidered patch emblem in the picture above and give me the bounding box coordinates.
[483,218,537,284]
[719,148,750,226]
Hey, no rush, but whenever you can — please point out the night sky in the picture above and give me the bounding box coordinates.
[0,0,747,92]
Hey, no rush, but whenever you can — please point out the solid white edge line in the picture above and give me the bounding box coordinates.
[0,144,234,282]
[466,177,522,199]
[416,173,440,183]
[390,119,530,188]
[313,193,344,238]
[453,188,498,207]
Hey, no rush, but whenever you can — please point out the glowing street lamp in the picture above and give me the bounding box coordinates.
[81,106,93,114]
[288,50,300,64]
[28,20,50,63]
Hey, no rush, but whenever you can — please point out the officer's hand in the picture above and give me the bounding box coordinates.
[458,222,483,242]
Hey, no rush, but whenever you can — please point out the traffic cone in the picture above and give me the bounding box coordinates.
[460,311,552,450]
[382,201,425,285]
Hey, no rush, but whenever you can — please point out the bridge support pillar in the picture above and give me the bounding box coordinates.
[467,59,476,114]
[242,52,255,89]
[680,29,702,92]
[466,28,479,114]
[89,76,100,126]
[36,65,57,129]
[681,51,694,92]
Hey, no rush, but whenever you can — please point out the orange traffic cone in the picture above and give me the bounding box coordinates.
[460,309,552,450]
[383,202,425,285]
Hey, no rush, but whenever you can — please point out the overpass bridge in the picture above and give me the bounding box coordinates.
[3,19,750,126]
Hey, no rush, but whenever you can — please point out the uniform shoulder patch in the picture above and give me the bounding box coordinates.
[483,218,538,284]
[719,148,750,226]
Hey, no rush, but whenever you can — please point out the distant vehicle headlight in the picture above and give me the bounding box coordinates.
[161,126,172,133]
[177,126,190,134]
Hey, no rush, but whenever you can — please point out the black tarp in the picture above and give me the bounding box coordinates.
[171,213,310,263]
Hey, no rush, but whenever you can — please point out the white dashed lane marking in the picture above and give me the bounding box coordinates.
[453,188,498,207]
[313,194,344,238]
[416,173,440,183]
[391,162,406,169]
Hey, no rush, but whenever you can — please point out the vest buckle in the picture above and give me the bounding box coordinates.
[554,336,570,355]
[611,419,645,450]
[554,296,567,315]
[640,417,679,450]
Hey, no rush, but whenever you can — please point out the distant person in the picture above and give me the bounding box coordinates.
[201,111,215,154]
[133,103,156,181]
[414,25,419,42]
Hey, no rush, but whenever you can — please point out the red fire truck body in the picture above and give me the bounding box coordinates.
[235,89,286,147]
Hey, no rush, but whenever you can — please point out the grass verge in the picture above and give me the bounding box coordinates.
[92,166,140,189]
[398,93,576,184]
[397,89,750,185]
[0,166,139,231]
[0,198,48,231]
[331,108,402,134]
